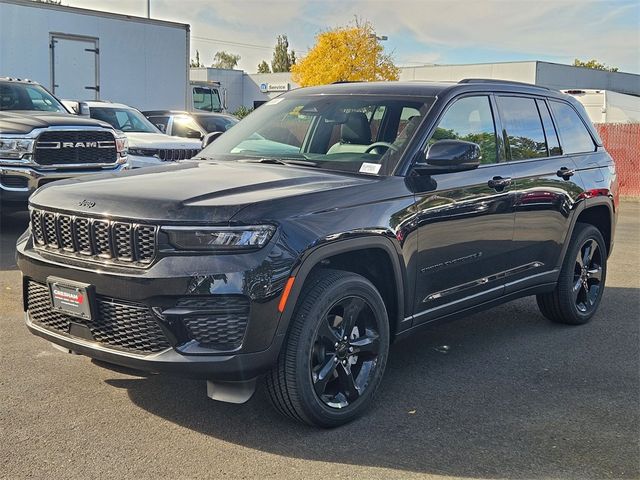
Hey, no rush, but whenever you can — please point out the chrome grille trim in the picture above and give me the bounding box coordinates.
[30,208,157,267]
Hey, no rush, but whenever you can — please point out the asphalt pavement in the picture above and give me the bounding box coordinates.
[0,202,638,480]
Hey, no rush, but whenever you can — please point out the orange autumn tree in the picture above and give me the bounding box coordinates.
[292,20,400,86]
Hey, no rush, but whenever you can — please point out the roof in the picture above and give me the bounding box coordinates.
[285,79,560,98]
[82,101,136,109]
[0,76,39,84]
[142,110,237,120]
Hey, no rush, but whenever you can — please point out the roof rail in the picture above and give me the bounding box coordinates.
[458,78,550,90]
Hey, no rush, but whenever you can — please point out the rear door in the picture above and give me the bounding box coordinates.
[497,95,589,292]
[411,94,517,324]
[50,34,99,100]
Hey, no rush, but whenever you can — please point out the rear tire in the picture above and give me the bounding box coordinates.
[537,223,607,325]
[265,269,390,427]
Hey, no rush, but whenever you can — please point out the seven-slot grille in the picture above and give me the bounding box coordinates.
[34,130,117,166]
[131,148,200,161]
[30,209,157,266]
[27,281,171,354]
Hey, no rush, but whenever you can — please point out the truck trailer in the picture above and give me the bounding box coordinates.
[562,89,640,124]
[0,0,190,111]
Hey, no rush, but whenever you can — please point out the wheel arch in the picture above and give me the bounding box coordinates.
[558,196,615,268]
[276,236,407,341]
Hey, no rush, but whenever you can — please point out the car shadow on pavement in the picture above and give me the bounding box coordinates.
[0,210,29,271]
[104,288,639,479]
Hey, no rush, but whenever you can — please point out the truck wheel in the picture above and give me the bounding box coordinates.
[265,269,390,427]
[537,223,607,325]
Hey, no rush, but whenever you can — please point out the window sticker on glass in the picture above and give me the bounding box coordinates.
[359,162,382,174]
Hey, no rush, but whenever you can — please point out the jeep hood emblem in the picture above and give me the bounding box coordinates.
[78,199,96,208]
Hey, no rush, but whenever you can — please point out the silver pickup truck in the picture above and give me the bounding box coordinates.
[0,77,129,210]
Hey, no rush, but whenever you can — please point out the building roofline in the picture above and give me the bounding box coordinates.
[0,0,190,30]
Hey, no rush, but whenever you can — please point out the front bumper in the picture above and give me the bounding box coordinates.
[17,233,294,380]
[0,163,130,205]
[26,312,284,380]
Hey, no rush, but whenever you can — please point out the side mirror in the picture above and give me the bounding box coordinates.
[155,123,166,133]
[202,131,224,148]
[414,140,481,175]
[185,129,203,139]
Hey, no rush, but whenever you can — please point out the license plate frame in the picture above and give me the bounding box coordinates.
[47,276,95,321]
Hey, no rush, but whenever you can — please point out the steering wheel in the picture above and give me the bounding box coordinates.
[364,142,399,154]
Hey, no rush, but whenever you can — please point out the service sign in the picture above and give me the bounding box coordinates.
[260,82,290,93]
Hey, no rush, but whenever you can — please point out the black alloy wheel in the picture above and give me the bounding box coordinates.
[310,295,381,409]
[266,269,389,427]
[537,223,607,325]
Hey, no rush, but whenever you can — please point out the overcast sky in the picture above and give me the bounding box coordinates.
[62,0,640,74]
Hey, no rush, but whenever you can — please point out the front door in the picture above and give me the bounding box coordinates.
[411,95,517,324]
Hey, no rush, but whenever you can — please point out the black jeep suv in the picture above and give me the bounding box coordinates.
[17,80,618,427]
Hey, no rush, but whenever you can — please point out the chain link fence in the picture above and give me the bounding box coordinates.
[595,123,640,197]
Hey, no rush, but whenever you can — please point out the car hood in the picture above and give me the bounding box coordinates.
[125,132,201,148]
[0,111,113,134]
[30,160,376,223]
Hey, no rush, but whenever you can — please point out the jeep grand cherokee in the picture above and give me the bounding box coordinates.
[17,80,618,427]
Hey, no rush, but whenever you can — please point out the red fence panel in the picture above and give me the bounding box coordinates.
[595,123,640,197]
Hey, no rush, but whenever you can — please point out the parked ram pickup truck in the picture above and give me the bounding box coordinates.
[17,80,618,427]
[0,77,128,210]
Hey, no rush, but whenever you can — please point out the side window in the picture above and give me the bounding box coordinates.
[536,100,561,156]
[549,101,595,154]
[429,96,498,164]
[147,116,169,133]
[496,96,547,160]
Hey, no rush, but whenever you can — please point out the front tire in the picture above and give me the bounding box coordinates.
[537,223,607,325]
[265,269,390,427]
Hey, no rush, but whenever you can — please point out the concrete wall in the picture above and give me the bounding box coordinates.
[0,0,189,111]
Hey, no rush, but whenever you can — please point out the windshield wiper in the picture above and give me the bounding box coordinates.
[246,158,319,168]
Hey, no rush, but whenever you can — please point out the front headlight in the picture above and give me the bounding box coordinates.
[163,225,276,251]
[0,137,34,160]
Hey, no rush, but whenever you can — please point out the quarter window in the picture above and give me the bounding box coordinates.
[429,96,498,164]
[536,100,562,156]
[549,101,595,154]
[497,96,547,160]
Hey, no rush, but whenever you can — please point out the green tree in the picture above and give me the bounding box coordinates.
[271,35,296,72]
[573,58,619,72]
[257,60,271,74]
[190,50,203,68]
[212,51,240,70]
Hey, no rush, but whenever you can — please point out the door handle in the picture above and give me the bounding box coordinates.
[488,176,512,190]
[556,167,575,179]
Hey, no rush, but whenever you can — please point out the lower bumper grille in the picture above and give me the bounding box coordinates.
[27,281,171,354]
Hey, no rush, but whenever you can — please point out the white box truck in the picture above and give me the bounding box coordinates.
[0,0,190,111]
[562,89,640,124]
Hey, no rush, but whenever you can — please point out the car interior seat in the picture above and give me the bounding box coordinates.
[327,111,372,154]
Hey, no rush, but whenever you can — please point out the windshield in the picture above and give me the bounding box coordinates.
[90,107,159,133]
[200,94,435,175]
[192,86,222,112]
[0,82,66,113]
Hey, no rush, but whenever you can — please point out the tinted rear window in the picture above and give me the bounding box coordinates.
[549,101,595,155]
[496,96,547,161]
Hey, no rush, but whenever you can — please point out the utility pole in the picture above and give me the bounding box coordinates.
[369,34,388,81]
[147,0,150,18]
